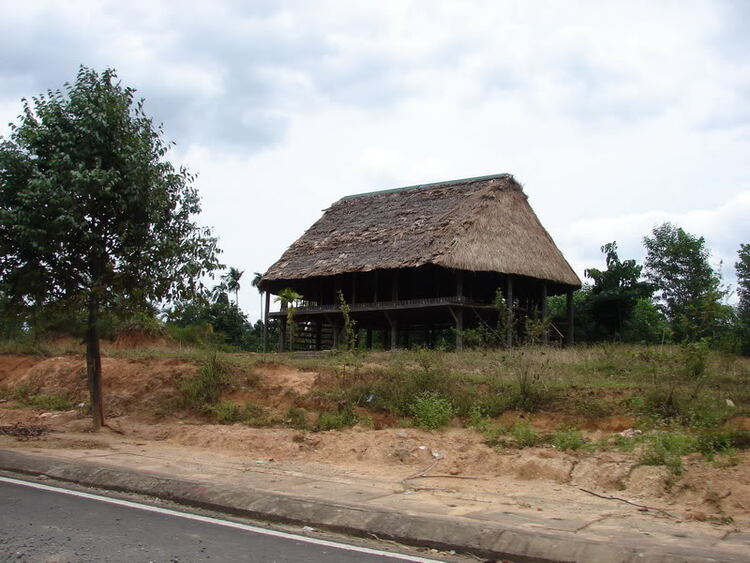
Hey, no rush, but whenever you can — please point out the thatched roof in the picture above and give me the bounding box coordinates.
[261,174,581,288]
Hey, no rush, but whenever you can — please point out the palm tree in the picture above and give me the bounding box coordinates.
[222,267,244,305]
[211,281,229,303]
[252,272,263,322]
[275,288,302,350]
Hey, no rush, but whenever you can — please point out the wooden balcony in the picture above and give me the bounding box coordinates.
[268,295,494,318]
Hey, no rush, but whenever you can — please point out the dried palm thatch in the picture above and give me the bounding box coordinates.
[261,174,581,288]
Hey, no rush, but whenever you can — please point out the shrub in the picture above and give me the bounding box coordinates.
[178,352,233,409]
[638,432,697,475]
[241,402,271,426]
[215,401,241,424]
[510,422,540,447]
[26,394,72,411]
[284,407,309,430]
[409,392,454,430]
[316,404,358,431]
[551,429,587,451]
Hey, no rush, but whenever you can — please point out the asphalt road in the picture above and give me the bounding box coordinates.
[0,477,445,563]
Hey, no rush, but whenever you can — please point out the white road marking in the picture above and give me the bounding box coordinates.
[0,475,445,562]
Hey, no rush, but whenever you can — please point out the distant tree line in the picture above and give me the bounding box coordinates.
[549,223,749,354]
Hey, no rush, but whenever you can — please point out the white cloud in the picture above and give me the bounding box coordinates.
[2,0,750,320]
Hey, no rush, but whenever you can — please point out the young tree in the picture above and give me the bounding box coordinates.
[584,242,652,339]
[643,223,724,341]
[0,67,220,430]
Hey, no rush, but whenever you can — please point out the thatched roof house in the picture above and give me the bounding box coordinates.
[260,174,580,351]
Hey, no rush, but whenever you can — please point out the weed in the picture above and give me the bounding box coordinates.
[316,404,358,431]
[550,429,587,451]
[284,407,309,430]
[510,422,540,448]
[215,401,241,424]
[25,394,72,411]
[638,432,697,475]
[178,352,233,410]
[409,392,454,430]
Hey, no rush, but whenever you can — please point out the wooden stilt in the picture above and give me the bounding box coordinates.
[506,275,514,347]
[262,291,270,352]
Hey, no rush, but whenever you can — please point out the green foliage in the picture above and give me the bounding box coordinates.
[337,290,358,351]
[165,284,253,348]
[0,67,220,427]
[621,298,672,344]
[643,223,726,342]
[222,267,244,305]
[584,242,653,340]
[284,406,310,430]
[275,288,302,349]
[737,244,750,356]
[638,432,693,475]
[510,422,540,447]
[315,404,358,431]
[550,429,587,451]
[409,391,455,429]
[6,386,73,411]
[0,65,220,322]
[510,352,550,412]
[178,353,233,410]
[214,401,241,424]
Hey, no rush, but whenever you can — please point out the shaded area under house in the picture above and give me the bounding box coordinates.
[259,174,582,351]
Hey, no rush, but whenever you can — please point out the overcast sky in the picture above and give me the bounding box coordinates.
[2,0,749,320]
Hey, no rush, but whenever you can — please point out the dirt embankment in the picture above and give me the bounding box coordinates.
[1,353,749,527]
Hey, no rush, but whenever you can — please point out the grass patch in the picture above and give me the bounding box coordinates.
[177,352,234,411]
[315,405,358,431]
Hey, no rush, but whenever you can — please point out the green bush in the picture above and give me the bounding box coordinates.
[638,432,697,475]
[215,401,241,424]
[284,406,310,430]
[409,391,455,430]
[178,352,233,409]
[316,405,358,431]
[510,422,540,447]
[26,394,72,411]
[551,429,587,451]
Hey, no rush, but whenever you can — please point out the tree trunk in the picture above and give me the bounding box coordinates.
[86,296,104,431]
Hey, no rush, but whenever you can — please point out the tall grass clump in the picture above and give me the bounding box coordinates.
[178,352,233,410]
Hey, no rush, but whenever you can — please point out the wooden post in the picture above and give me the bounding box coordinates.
[541,282,548,345]
[385,311,398,350]
[392,270,399,301]
[262,291,270,352]
[351,272,357,304]
[456,270,464,299]
[506,275,514,347]
[373,270,379,303]
[455,309,464,351]
[566,289,574,347]
[366,327,373,349]
[315,318,322,351]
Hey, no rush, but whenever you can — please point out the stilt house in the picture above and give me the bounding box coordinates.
[259,174,581,351]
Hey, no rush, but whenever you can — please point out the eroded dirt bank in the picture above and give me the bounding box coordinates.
[1,353,748,528]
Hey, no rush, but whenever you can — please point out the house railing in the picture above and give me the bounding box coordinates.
[268,295,485,317]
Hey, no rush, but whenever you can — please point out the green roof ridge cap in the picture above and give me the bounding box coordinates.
[339,173,514,201]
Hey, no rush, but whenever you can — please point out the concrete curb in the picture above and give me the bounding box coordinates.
[0,449,743,563]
